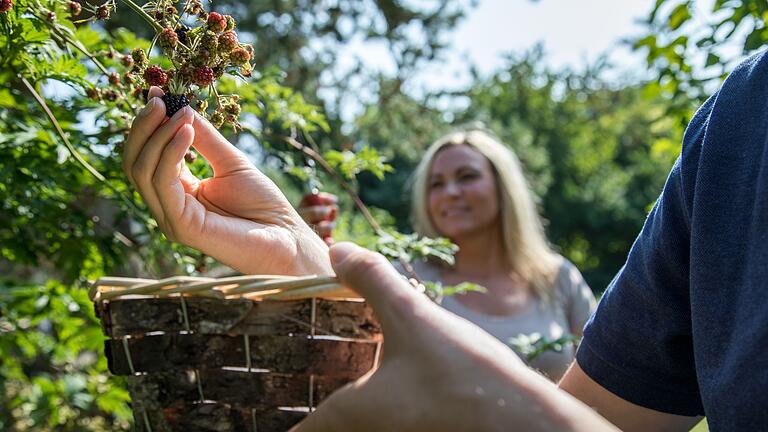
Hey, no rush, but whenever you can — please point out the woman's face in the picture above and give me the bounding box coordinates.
[427,144,500,240]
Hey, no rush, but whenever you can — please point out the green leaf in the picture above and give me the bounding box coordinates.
[668,2,691,30]
[705,52,721,67]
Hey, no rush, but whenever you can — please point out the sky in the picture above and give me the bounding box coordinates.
[437,0,655,81]
[333,0,658,123]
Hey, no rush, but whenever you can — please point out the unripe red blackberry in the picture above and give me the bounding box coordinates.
[121,54,134,68]
[69,2,81,16]
[159,27,178,51]
[108,72,120,85]
[95,4,110,20]
[104,90,119,101]
[123,71,135,84]
[230,47,251,65]
[193,66,214,87]
[143,65,168,87]
[218,31,238,53]
[86,88,100,101]
[207,12,227,32]
[0,0,12,13]
[47,11,56,21]
[184,150,197,163]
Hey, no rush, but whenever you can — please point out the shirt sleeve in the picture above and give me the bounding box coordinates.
[575,94,717,417]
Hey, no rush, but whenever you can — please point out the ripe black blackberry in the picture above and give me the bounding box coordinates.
[175,25,190,45]
[162,93,190,117]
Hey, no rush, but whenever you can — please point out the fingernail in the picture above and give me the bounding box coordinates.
[140,98,157,116]
[171,105,190,121]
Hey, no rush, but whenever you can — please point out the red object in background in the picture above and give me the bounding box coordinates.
[300,191,338,245]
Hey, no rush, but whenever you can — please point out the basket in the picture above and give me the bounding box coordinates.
[89,275,381,431]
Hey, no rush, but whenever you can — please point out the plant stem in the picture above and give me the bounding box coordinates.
[21,77,147,222]
[282,136,422,283]
[117,0,163,32]
[34,11,138,115]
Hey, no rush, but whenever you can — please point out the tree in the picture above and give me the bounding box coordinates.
[634,0,768,124]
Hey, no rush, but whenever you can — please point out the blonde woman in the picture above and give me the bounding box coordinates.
[406,129,596,380]
[300,129,596,380]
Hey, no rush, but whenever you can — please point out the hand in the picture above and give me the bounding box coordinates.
[123,87,332,276]
[292,243,617,432]
[298,192,338,245]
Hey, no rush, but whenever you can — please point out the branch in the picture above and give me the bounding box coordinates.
[282,136,422,284]
[117,0,163,32]
[21,77,147,222]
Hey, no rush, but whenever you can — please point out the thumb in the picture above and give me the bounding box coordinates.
[329,242,425,336]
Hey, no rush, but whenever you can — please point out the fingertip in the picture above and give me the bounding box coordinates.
[329,242,362,268]
[148,86,165,98]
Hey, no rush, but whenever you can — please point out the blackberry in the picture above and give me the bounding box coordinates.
[175,25,190,45]
[207,12,226,33]
[158,27,178,51]
[193,66,214,87]
[143,65,168,87]
[162,93,190,117]
[69,2,81,16]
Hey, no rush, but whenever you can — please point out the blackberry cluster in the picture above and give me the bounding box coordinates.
[162,93,190,117]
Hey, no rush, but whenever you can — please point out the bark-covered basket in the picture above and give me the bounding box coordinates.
[89,275,381,431]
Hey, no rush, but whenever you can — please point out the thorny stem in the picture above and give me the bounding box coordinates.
[118,0,190,50]
[282,136,422,284]
[21,77,148,224]
[40,19,138,116]
[117,0,163,32]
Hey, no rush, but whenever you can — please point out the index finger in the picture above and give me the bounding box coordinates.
[123,87,167,184]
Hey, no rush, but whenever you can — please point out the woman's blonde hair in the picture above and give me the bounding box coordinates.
[410,129,560,299]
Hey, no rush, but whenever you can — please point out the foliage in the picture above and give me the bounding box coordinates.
[0,279,132,431]
[634,0,768,124]
[0,0,472,427]
[508,332,580,363]
[352,49,685,291]
[422,281,486,301]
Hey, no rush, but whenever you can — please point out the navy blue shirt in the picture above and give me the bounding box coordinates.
[577,49,768,431]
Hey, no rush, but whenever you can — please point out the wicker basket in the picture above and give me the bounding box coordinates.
[90,275,381,431]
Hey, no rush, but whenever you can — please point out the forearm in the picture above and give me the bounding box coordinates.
[559,361,702,432]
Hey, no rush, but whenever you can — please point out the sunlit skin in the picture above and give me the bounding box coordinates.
[427,144,501,242]
[427,144,533,316]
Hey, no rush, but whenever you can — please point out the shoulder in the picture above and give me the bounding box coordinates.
[551,256,594,304]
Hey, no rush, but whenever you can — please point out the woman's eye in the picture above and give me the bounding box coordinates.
[430,182,443,189]
[459,173,478,181]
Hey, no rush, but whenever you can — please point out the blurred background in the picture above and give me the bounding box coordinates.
[2,0,765,429]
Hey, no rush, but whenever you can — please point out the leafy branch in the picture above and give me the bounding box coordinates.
[20,77,147,224]
[508,332,580,363]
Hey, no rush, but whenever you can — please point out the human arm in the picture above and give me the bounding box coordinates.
[559,362,703,432]
[122,87,332,276]
[292,242,618,432]
[559,259,596,338]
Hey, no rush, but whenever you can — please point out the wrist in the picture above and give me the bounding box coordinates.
[292,222,334,276]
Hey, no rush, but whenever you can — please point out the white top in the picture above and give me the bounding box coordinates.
[400,257,597,380]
